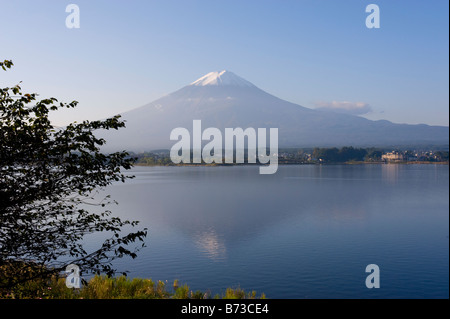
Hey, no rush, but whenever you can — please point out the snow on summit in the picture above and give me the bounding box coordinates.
[190,70,256,87]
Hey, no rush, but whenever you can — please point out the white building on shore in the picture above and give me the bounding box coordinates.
[382,151,406,162]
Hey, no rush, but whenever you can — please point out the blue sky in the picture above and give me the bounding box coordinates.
[0,0,448,126]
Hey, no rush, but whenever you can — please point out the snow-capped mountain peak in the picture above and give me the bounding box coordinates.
[190,70,256,87]
[97,70,449,152]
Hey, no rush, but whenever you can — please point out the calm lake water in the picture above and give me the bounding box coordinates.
[89,164,449,299]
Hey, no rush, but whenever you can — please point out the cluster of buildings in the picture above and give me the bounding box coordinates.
[381,151,446,163]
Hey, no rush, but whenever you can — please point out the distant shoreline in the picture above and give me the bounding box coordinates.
[131,147,449,167]
[134,161,449,167]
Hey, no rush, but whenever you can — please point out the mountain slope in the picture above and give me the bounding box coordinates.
[100,71,449,152]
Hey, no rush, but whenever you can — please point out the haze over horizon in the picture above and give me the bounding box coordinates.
[0,1,448,127]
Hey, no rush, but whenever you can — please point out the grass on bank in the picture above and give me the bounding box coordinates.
[1,275,266,299]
